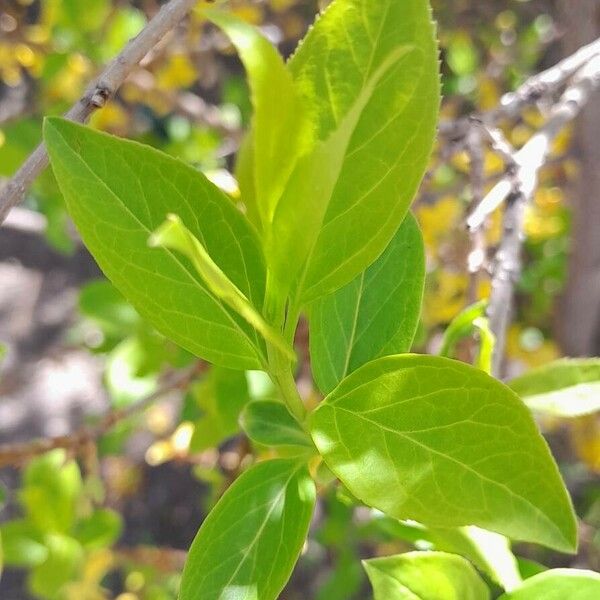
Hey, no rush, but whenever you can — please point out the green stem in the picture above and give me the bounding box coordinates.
[267,343,307,424]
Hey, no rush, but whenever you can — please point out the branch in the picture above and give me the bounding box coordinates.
[0,363,204,468]
[0,0,201,225]
[439,37,600,139]
[486,55,600,376]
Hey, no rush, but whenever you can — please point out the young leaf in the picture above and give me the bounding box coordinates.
[498,568,600,600]
[179,459,315,600]
[44,117,267,370]
[240,401,313,448]
[508,358,600,418]
[439,302,487,355]
[29,534,83,600]
[20,450,82,535]
[309,213,425,394]
[149,214,294,361]
[205,9,309,228]
[282,0,440,303]
[310,354,577,552]
[0,520,48,567]
[363,551,490,600]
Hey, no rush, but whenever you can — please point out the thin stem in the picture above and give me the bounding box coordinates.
[266,333,306,425]
[0,0,200,224]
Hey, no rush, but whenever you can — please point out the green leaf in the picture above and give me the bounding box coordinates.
[240,401,313,448]
[29,534,83,600]
[180,459,315,600]
[281,0,439,303]
[74,508,123,550]
[44,117,267,370]
[439,301,487,359]
[428,527,521,591]
[309,213,425,394]
[363,551,490,600]
[149,214,294,361]
[0,520,48,567]
[205,9,309,228]
[20,450,83,534]
[79,279,140,338]
[310,354,577,552]
[106,336,158,406]
[190,366,250,452]
[439,302,495,374]
[498,569,600,600]
[508,359,600,418]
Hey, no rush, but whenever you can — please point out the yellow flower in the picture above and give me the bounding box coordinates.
[156,54,197,90]
[423,270,469,326]
[570,416,600,473]
[416,196,462,251]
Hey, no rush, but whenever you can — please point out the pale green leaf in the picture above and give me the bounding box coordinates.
[29,534,83,599]
[498,569,600,600]
[310,354,577,552]
[508,359,600,418]
[106,337,158,407]
[363,551,490,600]
[428,527,521,591]
[240,401,313,448]
[205,9,309,228]
[180,459,315,600]
[44,117,266,370]
[150,214,294,360]
[439,301,487,359]
[0,520,48,567]
[309,213,424,394]
[269,45,408,303]
[20,450,82,535]
[284,0,440,303]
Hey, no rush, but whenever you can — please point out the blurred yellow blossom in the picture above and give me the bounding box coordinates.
[416,196,462,251]
[570,416,600,474]
[156,54,197,90]
[423,270,469,326]
[525,205,565,241]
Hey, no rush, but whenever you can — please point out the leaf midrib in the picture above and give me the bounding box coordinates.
[328,404,570,548]
[51,125,265,365]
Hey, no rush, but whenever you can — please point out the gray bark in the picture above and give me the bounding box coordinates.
[557,0,600,356]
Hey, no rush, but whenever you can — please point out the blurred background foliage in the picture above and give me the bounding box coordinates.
[1,0,599,598]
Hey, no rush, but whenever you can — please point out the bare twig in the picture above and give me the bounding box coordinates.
[486,55,600,375]
[465,125,486,303]
[0,363,203,468]
[0,0,200,225]
[439,37,600,140]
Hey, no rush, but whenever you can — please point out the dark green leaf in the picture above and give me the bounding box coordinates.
[309,214,424,394]
[180,459,315,600]
[190,367,250,452]
[240,401,313,448]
